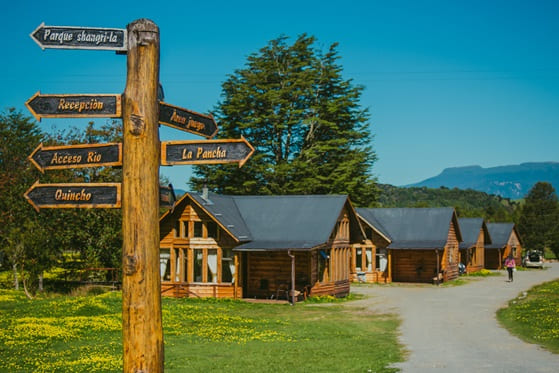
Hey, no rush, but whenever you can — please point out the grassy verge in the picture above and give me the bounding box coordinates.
[496,279,559,353]
[0,289,403,372]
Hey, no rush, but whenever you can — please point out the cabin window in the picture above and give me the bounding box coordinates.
[193,249,203,282]
[160,249,171,281]
[174,221,181,238]
[376,249,387,272]
[355,248,363,271]
[318,250,330,282]
[174,248,182,282]
[182,221,189,238]
[207,221,218,239]
[207,249,218,283]
[365,248,373,271]
[222,248,234,283]
[194,221,203,237]
[512,246,517,257]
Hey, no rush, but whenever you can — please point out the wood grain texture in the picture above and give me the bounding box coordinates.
[121,18,163,373]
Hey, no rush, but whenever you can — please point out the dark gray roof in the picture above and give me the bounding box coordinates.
[190,192,252,242]
[458,218,491,249]
[485,222,515,249]
[357,207,460,249]
[192,193,350,251]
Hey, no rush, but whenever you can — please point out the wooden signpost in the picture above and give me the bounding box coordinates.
[161,137,254,166]
[25,92,122,121]
[30,23,127,51]
[26,17,253,373]
[28,142,122,173]
[24,182,121,211]
[159,101,218,138]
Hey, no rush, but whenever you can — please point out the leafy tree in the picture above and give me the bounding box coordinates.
[517,182,559,257]
[0,109,43,288]
[41,120,124,275]
[190,35,378,206]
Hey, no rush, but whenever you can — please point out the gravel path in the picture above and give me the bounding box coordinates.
[351,263,559,373]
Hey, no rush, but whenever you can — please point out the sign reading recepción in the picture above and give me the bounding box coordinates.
[30,23,127,51]
[25,92,122,121]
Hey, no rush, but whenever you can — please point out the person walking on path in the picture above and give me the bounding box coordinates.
[505,254,516,282]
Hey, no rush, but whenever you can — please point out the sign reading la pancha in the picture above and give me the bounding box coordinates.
[161,137,254,167]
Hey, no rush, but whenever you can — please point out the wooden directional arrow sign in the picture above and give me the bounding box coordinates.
[161,137,254,167]
[29,142,122,173]
[30,23,127,51]
[24,182,121,212]
[26,92,122,121]
[159,102,218,138]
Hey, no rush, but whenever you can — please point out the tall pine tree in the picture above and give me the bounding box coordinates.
[517,181,559,258]
[190,35,377,206]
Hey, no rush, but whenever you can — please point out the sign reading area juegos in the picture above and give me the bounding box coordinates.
[30,23,127,51]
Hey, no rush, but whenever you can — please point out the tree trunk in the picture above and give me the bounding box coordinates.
[12,263,18,290]
[39,272,44,292]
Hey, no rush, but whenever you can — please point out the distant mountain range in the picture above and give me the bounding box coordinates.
[405,162,559,199]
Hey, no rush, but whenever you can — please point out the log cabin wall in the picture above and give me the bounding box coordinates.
[507,230,523,264]
[468,228,485,273]
[392,250,440,283]
[160,199,241,298]
[442,220,460,281]
[485,249,502,269]
[244,251,311,299]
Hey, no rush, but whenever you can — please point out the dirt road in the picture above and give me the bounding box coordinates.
[351,263,559,373]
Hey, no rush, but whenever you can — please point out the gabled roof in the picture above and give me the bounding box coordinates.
[162,192,359,251]
[485,222,516,249]
[190,193,252,242]
[357,207,461,249]
[458,218,492,249]
[231,194,350,250]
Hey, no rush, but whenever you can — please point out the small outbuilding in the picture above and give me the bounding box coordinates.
[485,223,523,269]
[357,208,462,283]
[159,192,368,300]
[458,218,491,274]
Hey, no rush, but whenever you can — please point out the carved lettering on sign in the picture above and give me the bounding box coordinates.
[50,152,82,165]
[58,98,104,112]
[196,146,227,159]
[54,189,92,201]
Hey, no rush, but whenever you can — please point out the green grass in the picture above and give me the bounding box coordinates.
[497,279,559,353]
[466,269,502,277]
[0,289,403,372]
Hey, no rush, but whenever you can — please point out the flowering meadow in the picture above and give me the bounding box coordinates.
[0,289,403,372]
[497,279,559,353]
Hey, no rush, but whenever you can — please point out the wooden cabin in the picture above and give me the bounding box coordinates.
[458,218,491,274]
[159,192,368,300]
[485,223,523,270]
[357,208,462,283]
[353,213,392,283]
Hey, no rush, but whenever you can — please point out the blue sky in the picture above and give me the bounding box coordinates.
[1,0,558,191]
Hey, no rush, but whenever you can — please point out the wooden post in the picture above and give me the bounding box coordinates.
[121,19,163,373]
